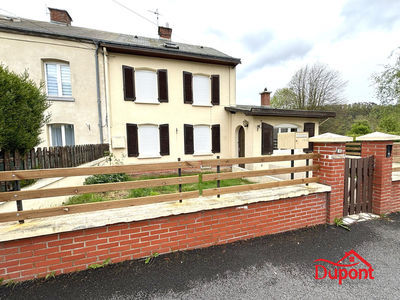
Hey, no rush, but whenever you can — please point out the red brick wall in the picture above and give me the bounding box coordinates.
[313,142,346,223]
[361,141,393,214]
[391,181,400,213]
[0,193,327,282]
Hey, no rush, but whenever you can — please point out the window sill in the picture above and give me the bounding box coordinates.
[47,96,75,102]
[193,153,214,156]
[134,101,160,105]
[137,155,162,159]
[192,104,212,107]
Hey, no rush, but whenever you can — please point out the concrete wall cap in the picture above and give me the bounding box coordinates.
[309,132,353,143]
[356,132,400,141]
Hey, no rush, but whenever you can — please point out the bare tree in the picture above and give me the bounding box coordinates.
[282,63,347,109]
[373,48,400,105]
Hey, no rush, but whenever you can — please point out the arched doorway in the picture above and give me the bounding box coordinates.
[238,126,245,168]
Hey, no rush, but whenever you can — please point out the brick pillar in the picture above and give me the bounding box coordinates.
[360,141,393,215]
[313,142,347,224]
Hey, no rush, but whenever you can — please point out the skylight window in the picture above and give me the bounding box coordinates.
[164,42,179,49]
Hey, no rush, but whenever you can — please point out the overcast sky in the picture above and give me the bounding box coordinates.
[1,0,400,105]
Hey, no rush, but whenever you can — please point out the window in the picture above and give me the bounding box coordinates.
[45,62,72,97]
[126,124,169,157]
[194,125,211,154]
[122,66,168,103]
[136,70,158,103]
[49,124,75,146]
[273,124,299,150]
[138,125,160,157]
[184,124,220,155]
[183,72,220,105]
[193,75,210,106]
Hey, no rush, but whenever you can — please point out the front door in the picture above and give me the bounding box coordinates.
[238,126,245,168]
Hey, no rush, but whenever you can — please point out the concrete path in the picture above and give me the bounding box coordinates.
[1,213,399,300]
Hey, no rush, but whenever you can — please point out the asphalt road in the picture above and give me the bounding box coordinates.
[1,213,399,300]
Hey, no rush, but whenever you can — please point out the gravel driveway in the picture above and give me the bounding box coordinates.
[1,213,399,300]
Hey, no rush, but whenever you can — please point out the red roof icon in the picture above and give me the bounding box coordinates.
[314,249,371,268]
[336,250,371,268]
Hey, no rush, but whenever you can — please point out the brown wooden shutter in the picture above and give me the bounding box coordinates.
[261,123,273,155]
[304,122,315,153]
[157,69,168,103]
[211,75,220,105]
[184,124,194,154]
[126,124,138,157]
[122,66,135,101]
[159,124,170,156]
[183,71,193,104]
[211,124,220,153]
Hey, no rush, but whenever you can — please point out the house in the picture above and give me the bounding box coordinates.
[0,8,106,147]
[0,8,335,166]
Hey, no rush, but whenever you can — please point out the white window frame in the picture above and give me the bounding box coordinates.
[44,62,72,98]
[138,124,161,158]
[192,74,211,107]
[49,124,75,147]
[193,125,212,155]
[135,69,159,104]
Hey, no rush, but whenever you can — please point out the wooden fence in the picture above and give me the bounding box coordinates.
[345,142,361,156]
[0,153,319,223]
[0,144,109,192]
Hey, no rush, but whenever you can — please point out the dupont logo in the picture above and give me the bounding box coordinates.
[314,250,375,284]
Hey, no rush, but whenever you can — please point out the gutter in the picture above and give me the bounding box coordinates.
[103,46,112,152]
[94,41,104,144]
[102,42,241,66]
[224,106,336,119]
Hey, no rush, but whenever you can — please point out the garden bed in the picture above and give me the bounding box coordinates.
[64,173,252,205]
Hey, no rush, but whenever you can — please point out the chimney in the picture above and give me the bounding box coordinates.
[48,8,72,25]
[158,26,172,39]
[260,88,272,106]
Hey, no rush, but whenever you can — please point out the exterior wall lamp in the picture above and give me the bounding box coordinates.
[243,120,249,128]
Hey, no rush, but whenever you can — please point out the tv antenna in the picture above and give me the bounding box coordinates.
[147,9,162,26]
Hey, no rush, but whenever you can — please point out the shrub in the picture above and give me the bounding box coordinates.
[84,173,132,185]
[347,120,372,136]
[0,65,50,152]
[65,193,106,205]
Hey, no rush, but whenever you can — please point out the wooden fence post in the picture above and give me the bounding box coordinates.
[290,149,295,180]
[13,151,24,224]
[178,158,182,203]
[217,155,220,198]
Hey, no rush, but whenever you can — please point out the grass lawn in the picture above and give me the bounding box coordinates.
[64,173,252,205]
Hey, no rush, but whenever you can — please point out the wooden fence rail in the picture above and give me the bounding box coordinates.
[0,153,317,181]
[345,142,361,156]
[0,153,319,223]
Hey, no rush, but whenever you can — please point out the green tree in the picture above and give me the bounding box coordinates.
[271,88,297,109]
[0,65,50,152]
[347,120,372,136]
[378,113,400,134]
[373,48,400,105]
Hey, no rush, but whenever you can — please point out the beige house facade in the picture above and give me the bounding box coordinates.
[0,9,335,165]
[0,16,107,148]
